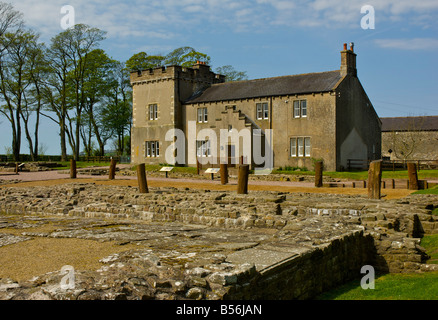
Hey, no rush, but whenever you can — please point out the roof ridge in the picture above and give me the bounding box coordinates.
[211,70,340,87]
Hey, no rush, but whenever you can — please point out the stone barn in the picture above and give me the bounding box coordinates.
[381,115,438,163]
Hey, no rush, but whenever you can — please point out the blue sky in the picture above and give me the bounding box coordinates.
[1,0,437,155]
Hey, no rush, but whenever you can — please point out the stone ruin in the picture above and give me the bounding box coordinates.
[0,183,437,300]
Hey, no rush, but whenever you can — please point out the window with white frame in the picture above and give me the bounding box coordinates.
[148,104,158,120]
[196,140,211,157]
[256,102,269,120]
[290,137,311,157]
[197,107,208,123]
[145,141,160,157]
[293,100,307,118]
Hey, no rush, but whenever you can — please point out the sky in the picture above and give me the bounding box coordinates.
[1,0,437,156]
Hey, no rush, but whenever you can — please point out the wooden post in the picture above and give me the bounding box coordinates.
[314,161,323,188]
[109,158,117,180]
[196,158,200,175]
[390,179,395,189]
[237,164,249,194]
[407,162,419,190]
[15,163,19,175]
[70,159,77,179]
[367,160,382,199]
[220,164,228,185]
[137,163,148,193]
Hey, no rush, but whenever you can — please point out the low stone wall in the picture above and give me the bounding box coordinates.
[224,230,374,299]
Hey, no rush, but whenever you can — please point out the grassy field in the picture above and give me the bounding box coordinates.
[317,272,438,300]
[413,185,438,195]
[56,161,115,170]
[274,168,438,180]
[51,161,438,181]
[318,234,438,300]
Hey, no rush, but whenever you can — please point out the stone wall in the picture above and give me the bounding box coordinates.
[224,230,374,299]
[382,130,438,161]
[0,183,437,300]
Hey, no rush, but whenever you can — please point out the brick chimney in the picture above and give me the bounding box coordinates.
[340,42,357,77]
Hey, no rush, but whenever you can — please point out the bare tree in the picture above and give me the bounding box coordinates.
[0,2,22,45]
[388,116,426,161]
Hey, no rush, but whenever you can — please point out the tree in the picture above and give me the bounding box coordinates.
[26,41,49,159]
[101,59,132,155]
[80,49,115,156]
[44,24,106,160]
[215,65,248,82]
[165,46,210,67]
[0,2,22,43]
[0,30,38,161]
[125,52,165,71]
[387,116,427,161]
[0,2,24,161]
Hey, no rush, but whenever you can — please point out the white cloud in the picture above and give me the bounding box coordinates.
[374,38,438,50]
[8,0,438,42]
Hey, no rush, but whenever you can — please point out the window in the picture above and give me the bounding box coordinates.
[145,141,160,157]
[290,137,311,157]
[293,101,300,118]
[304,137,311,157]
[290,138,297,157]
[256,102,269,120]
[301,100,307,117]
[149,104,158,120]
[198,108,208,123]
[196,140,211,157]
[293,100,307,118]
[297,137,304,157]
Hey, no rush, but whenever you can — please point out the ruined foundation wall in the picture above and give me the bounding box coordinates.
[0,184,437,300]
[225,230,374,300]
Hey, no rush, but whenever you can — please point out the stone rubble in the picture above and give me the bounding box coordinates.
[0,183,437,300]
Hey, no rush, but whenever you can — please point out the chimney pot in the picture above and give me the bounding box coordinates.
[343,43,347,51]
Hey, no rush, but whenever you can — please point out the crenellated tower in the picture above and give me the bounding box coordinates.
[130,62,225,165]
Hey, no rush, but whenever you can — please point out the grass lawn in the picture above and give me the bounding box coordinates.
[317,272,438,300]
[56,161,114,170]
[413,185,438,195]
[51,161,438,182]
[274,169,438,181]
[317,234,438,300]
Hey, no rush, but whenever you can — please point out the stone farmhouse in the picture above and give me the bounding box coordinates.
[381,116,438,162]
[130,43,381,171]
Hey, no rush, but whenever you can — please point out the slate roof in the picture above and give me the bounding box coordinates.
[381,116,438,132]
[185,70,343,104]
